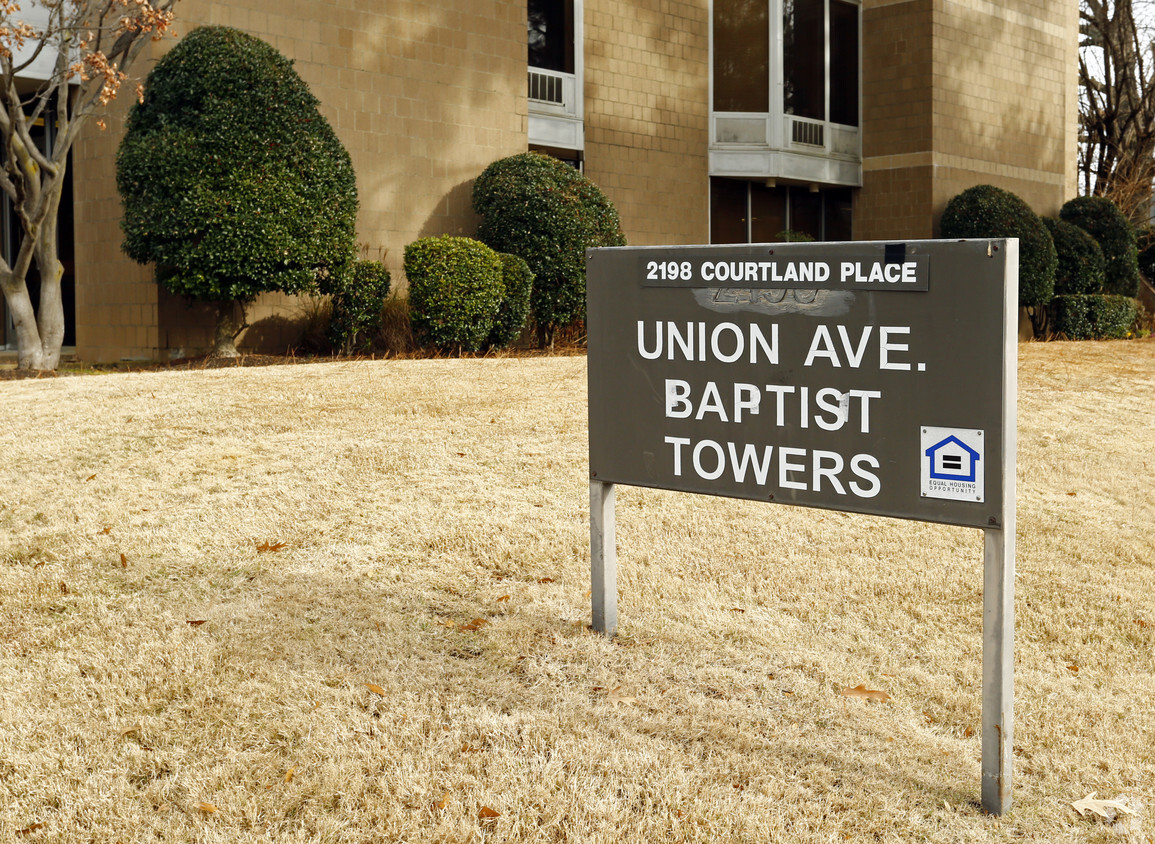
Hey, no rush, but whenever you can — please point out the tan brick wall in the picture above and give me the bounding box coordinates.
[858,0,1077,241]
[72,100,160,362]
[583,0,710,245]
[72,0,528,361]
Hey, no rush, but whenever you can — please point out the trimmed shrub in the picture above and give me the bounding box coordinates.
[328,259,391,354]
[1051,294,1139,340]
[472,152,626,347]
[488,253,534,349]
[405,236,504,352]
[1042,217,1106,295]
[1059,196,1140,297]
[939,185,1057,309]
[117,27,357,314]
[775,230,815,242]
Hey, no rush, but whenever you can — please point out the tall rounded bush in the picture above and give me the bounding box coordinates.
[117,26,358,355]
[405,236,504,352]
[472,152,626,347]
[1042,217,1106,295]
[1060,196,1140,297]
[939,185,1057,312]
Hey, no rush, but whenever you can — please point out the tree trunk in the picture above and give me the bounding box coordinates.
[1,278,51,370]
[32,214,66,371]
[212,299,243,357]
[536,322,555,350]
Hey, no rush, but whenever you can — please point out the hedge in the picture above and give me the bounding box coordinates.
[405,236,504,352]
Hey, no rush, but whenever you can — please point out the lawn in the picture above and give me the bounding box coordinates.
[0,340,1152,842]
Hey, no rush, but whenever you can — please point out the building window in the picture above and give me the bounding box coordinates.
[710,178,852,243]
[709,0,861,189]
[528,0,583,151]
[715,0,859,127]
[713,0,769,113]
[529,0,574,75]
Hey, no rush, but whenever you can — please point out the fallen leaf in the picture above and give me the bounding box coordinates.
[101,527,112,535]
[1136,619,1150,629]
[59,581,69,594]
[186,619,208,627]
[120,553,128,568]
[434,793,450,810]
[607,686,637,707]
[456,452,466,457]
[964,726,976,737]
[496,595,511,603]
[461,742,481,753]
[1071,792,1136,820]
[1067,491,1077,496]
[459,618,489,632]
[256,541,287,553]
[538,577,555,584]
[1067,664,1079,674]
[479,806,500,820]
[197,801,218,814]
[284,766,296,783]
[438,619,457,629]
[119,723,142,738]
[730,607,745,613]
[85,474,97,482]
[16,822,45,836]
[365,683,386,696]
[840,683,891,703]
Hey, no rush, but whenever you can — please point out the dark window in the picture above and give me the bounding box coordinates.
[783,0,825,121]
[830,0,859,127]
[750,183,788,242]
[711,178,853,243]
[712,0,769,112]
[528,0,574,74]
[823,187,854,241]
[710,178,750,243]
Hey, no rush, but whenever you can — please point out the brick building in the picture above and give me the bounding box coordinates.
[2,0,1078,362]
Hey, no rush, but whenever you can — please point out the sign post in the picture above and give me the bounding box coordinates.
[586,239,1017,815]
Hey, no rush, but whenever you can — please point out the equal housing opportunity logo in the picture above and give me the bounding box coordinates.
[921,426,984,502]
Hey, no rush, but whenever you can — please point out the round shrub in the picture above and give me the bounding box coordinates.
[405,236,504,352]
[329,259,391,354]
[1059,196,1140,297]
[1051,294,1139,340]
[117,27,357,307]
[472,152,626,347]
[939,185,1057,309]
[488,253,534,349]
[1042,217,1106,295]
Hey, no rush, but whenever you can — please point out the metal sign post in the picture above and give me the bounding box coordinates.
[587,239,1017,815]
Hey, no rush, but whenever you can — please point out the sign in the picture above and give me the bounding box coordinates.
[587,240,1012,529]
[586,239,1018,815]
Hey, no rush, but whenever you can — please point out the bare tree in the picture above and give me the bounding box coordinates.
[0,0,176,371]
[1079,0,1155,221]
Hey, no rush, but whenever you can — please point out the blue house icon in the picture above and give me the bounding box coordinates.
[924,435,981,482]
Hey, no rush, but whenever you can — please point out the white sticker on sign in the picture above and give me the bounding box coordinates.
[920,426,984,503]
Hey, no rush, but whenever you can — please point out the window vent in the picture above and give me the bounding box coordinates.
[528,71,564,105]
[791,120,825,147]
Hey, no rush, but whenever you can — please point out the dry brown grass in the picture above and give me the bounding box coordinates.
[0,340,1152,843]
